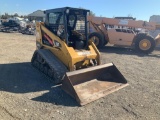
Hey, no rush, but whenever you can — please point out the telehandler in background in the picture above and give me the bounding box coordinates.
[88,16,160,53]
[31,7,128,106]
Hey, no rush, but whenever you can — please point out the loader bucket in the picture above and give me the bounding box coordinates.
[62,63,128,106]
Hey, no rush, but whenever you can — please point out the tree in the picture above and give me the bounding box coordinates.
[89,11,95,16]
[4,13,10,18]
[1,15,6,19]
[79,7,95,16]
[1,13,10,19]
[127,14,132,17]
[14,13,19,17]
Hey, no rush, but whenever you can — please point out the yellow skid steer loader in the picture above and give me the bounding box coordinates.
[31,7,128,105]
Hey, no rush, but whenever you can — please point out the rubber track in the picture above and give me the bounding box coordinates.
[31,49,68,84]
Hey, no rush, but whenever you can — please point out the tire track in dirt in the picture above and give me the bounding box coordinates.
[0,105,21,120]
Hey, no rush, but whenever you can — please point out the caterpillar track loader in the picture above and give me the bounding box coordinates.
[31,7,128,106]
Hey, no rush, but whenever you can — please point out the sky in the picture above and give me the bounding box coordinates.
[0,0,159,21]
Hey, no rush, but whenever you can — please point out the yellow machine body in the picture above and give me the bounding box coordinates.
[36,22,101,71]
[33,7,128,105]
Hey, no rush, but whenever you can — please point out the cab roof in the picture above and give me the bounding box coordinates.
[44,7,90,14]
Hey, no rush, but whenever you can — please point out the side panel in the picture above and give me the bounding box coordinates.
[107,29,135,46]
[38,23,74,70]
[36,22,43,49]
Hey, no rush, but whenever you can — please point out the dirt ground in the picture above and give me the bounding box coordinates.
[0,32,160,120]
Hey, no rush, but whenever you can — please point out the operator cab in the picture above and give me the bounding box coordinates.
[44,7,90,49]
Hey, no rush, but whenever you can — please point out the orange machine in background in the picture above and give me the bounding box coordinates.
[88,16,160,53]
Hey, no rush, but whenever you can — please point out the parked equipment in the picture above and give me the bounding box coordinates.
[0,20,20,32]
[88,16,160,53]
[31,7,128,105]
[20,25,35,35]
